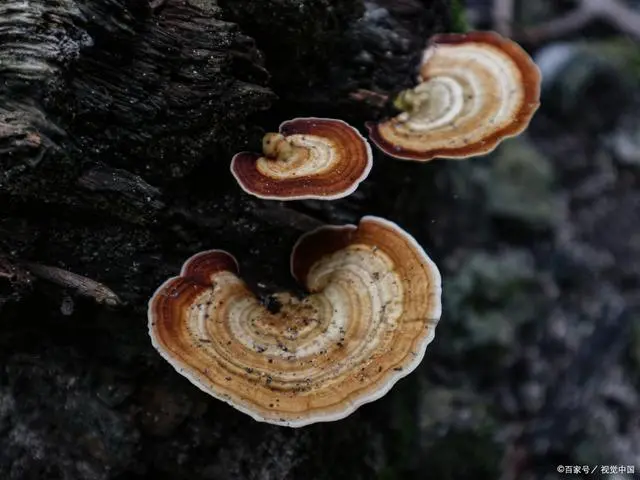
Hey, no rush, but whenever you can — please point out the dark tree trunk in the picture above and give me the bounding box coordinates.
[0,1,455,479]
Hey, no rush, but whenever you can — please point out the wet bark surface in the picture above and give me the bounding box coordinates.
[3,1,640,479]
[1,1,457,479]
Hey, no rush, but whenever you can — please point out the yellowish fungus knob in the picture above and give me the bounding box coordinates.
[367,31,541,162]
[231,117,373,200]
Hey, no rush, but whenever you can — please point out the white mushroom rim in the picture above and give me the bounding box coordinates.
[148,215,442,427]
[230,117,374,201]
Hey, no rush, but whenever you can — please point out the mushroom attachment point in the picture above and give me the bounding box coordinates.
[231,118,373,200]
[148,216,442,427]
[366,31,541,162]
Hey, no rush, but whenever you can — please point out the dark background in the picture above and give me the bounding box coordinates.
[1,0,638,479]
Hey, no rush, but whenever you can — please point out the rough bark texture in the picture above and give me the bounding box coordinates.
[3,1,640,479]
[1,1,457,479]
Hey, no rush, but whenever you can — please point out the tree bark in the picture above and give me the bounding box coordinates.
[0,1,454,478]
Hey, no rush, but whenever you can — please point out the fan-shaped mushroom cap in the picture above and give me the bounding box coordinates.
[231,118,373,200]
[367,31,541,161]
[148,216,441,427]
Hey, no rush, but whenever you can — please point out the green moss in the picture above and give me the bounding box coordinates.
[582,39,640,80]
[446,137,563,233]
[376,467,398,480]
[449,0,469,33]
[438,249,546,373]
[422,429,502,479]
[415,382,503,479]
[477,137,563,230]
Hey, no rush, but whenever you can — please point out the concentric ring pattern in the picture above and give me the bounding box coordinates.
[367,31,541,161]
[231,117,373,200]
[148,216,441,427]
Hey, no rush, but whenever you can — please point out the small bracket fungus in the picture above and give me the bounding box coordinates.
[366,31,541,162]
[148,216,442,427]
[231,117,373,200]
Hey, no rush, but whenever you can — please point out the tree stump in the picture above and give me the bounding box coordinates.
[0,1,455,478]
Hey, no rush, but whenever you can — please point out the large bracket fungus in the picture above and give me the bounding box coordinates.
[148,216,441,427]
[230,117,373,200]
[366,31,541,162]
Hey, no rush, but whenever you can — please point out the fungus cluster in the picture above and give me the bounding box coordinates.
[148,216,441,427]
[149,30,540,426]
[231,118,373,200]
[367,31,541,161]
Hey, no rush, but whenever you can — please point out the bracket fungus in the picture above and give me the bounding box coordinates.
[230,117,373,200]
[148,216,441,427]
[366,31,541,162]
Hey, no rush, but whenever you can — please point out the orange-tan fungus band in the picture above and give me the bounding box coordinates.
[148,216,442,427]
[231,117,373,200]
[367,31,541,162]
